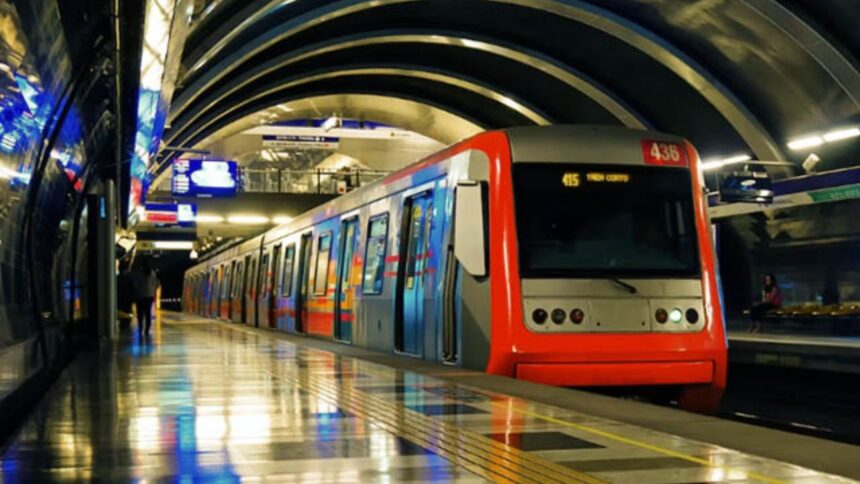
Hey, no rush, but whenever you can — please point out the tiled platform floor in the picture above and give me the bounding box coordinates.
[0,312,855,482]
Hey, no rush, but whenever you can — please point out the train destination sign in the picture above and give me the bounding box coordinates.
[563,172,630,187]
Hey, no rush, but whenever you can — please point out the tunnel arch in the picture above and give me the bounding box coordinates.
[158,0,860,178]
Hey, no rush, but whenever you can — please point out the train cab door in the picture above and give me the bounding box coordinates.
[295,232,313,334]
[396,191,434,356]
[268,245,282,328]
[335,218,359,343]
[257,251,271,328]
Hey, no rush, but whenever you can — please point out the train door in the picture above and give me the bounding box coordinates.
[246,256,258,326]
[231,260,244,323]
[269,245,282,328]
[294,232,313,334]
[223,262,235,319]
[257,251,271,328]
[280,245,296,331]
[207,268,215,317]
[241,255,252,324]
[396,191,434,356]
[220,264,231,319]
[212,268,220,318]
[335,218,359,343]
[196,275,203,315]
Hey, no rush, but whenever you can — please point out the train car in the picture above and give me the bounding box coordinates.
[183,125,727,410]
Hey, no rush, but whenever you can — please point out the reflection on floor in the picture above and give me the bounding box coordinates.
[0,312,853,482]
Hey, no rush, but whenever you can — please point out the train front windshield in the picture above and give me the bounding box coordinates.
[513,163,700,278]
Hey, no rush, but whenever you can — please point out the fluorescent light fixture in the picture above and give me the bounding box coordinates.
[273,215,292,225]
[822,127,860,142]
[787,135,824,151]
[196,214,224,223]
[153,241,194,250]
[227,214,270,225]
[701,154,752,171]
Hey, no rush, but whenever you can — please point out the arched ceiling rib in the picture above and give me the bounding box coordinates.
[169,67,551,149]
[162,0,860,177]
[168,32,650,131]
[197,94,485,147]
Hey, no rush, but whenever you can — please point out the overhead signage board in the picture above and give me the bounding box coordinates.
[144,203,178,224]
[261,134,340,150]
[177,203,197,226]
[172,159,238,197]
[143,202,197,227]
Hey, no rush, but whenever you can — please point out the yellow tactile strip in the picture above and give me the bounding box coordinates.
[190,324,602,484]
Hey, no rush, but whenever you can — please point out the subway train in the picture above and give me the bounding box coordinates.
[183,126,727,411]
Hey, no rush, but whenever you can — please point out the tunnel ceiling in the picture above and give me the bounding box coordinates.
[160,0,860,176]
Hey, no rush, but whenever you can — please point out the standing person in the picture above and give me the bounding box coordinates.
[134,258,159,335]
[749,273,782,332]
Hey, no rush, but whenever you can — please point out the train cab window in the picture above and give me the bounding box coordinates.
[362,214,389,295]
[314,233,332,295]
[281,244,296,296]
[513,163,699,277]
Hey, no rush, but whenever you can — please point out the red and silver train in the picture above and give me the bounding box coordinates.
[183,126,727,410]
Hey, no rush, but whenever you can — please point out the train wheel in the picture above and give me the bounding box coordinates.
[679,384,724,413]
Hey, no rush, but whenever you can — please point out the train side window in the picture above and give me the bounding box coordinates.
[281,244,296,296]
[362,213,389,295]
[314,233,333,295]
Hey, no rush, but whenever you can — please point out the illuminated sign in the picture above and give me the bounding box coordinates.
[562,173,580,187]
[172,159,238,197]
[563,172,630,187]
[143,202,197,227]
[262,135,340,150]
[641,140,688,167]
[177,204,197,225]
[144,203,178,224]
[586,172,630,183]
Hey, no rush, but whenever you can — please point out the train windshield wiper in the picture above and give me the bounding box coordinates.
[610,278,638,294]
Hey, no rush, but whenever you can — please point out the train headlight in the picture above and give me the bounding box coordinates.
[570,308,585,324]
[655,308,668,324]
[669,308,683,323]
[686,308,700,324]
[532,309,548,325]
[551,308,567,325]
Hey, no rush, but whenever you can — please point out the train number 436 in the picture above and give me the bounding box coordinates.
[641,140,688,167]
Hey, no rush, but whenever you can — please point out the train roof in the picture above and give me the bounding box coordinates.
[187,125,690,272]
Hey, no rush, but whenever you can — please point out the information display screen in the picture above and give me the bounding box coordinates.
[172,159,238,197]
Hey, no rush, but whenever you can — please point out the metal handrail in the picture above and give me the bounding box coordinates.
[240,168,392,194]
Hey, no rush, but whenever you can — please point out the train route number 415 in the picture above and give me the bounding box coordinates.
[641,140,688,167]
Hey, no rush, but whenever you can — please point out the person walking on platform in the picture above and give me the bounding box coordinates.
[749,273,782,332]
[133,258,159,335]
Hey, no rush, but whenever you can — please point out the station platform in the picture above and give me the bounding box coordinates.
[728,332,860,374]
[1,313,857,483]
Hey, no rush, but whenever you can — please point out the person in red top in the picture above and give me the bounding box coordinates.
[750,273,782,332]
